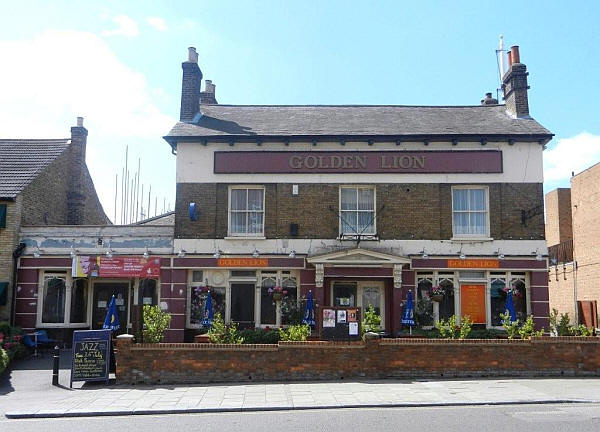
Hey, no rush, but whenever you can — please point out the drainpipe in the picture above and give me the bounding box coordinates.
[10,243,26,326]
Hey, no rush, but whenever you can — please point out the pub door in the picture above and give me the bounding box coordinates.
[92,281,130,332]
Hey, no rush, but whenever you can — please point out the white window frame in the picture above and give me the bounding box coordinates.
[339,185,377,237]
[36,271,91,328]
[227,185,265,238]
[451,185,490,239]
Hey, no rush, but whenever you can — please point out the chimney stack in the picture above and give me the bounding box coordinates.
[481,92,498,105]
[502,45,530,118]
[180,47,202,122]
[68,116,87,225]
[200,79,218,105]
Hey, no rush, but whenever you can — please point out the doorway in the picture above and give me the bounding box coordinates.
[92,281,130,331]
[331,281,386,329]
[230,283,255,327]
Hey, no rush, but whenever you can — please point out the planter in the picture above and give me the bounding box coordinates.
[272,292,284,302]
[194,333,211,343]
[431,294,444,302]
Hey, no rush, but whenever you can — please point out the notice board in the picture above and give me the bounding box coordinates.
[319,306,362,341]
[70,329,111,387]
[460,284,486,324]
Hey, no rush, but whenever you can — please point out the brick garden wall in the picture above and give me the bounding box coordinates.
[116,336,600,385]
[175,182,544,240]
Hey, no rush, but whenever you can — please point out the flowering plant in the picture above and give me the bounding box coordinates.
[502,284,523,298]
[428,285,445,297]
[190,285,211,325]
[267,285,288,296]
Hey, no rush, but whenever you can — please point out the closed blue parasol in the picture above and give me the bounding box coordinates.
[302,290,316,326]
[401,290,415,326]
[505,289,517,322]
[102,295,120,331]
[201,291,214,326]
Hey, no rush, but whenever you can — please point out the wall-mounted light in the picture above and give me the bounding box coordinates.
[213,249,222,259]
[70,246,77,259]
[534,248,543,261]
[458,245,466,260]
[252,249,260,258]
[34,247,41,258]
[143,246,149,259]
[495,249,504,260]
[289,250,296,258]
[420,249,428,260]
[105,241,113,258]
[178,249,186,258]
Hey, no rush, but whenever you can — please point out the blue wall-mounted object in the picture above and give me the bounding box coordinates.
[189,202,200,221]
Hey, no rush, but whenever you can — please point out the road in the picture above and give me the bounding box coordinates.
[2,404,600,432]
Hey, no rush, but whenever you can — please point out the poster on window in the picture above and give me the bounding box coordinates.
[347,309,358,322]
[72,256,161,278]
[460,284,486,324]
[337,310,347,323]
[323,309,335,327]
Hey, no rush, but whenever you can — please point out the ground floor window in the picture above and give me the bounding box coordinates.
[69,278,88,324]
[490,272,527,325]
[41,274,66,324]
[39,272,91,327]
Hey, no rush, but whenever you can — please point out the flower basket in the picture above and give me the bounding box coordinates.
[272,292,284,302]
[431,294,444,303]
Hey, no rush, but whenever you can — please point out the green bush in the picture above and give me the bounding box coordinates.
[207,313,244,344]
[414,297,434,327]
[570,324,595,337]
[500,311,520,339]
[0,347,8,374]
[142,305,172,343]
[518,315,544,339]
[435,315,472,339]
[0,323,26,360]
[467,328,504,339]
[279,324,310,342]
[549,309,572,336]
[362,305,381,334]
[239,328,280,344]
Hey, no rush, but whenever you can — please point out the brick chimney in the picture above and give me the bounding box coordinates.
[200,79,218,105]
[67,116,87,225]
[180,47,202,122]
[502,45,530,118]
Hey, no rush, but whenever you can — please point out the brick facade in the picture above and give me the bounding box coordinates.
[116,337,600,385]
[175,182,544,240]
[545,188,572,247]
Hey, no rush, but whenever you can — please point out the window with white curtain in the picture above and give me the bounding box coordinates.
[229,186,265,236]
[340,186,376,236]
[452,187,489,237]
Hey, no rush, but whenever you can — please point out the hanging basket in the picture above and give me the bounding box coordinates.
[272,292,284,302]
[431,294,444,303]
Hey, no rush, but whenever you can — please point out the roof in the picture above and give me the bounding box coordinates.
[0,139,70,199]
[132,211,175,226]
[165,104,553,144]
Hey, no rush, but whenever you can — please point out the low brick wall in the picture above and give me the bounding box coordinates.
[115,337,600,385]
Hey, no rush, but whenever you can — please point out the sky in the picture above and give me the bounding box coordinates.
[1,0,599,223]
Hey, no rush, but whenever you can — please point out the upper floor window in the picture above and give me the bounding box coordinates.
[452,186,489,238]
[229,186,265,236]
[340,186,376,236]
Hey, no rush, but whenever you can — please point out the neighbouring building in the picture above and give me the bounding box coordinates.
[1,118,109,324]
[158,45,552,342]
[546,162,600,328]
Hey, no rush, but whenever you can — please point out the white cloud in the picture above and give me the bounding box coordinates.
[102,15,139,37]
[543,132,600,187]
[0,30,176,222]
[146,16,168,32]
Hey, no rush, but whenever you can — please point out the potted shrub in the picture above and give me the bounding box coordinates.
[142,305,172,343]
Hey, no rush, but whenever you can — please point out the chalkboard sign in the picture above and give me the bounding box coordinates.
[70,330,111,387]
[319,306,362,341]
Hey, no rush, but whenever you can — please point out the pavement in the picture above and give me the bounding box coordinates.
[2,349,600,419]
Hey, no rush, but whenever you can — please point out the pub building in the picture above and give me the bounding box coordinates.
[163,45,552,341]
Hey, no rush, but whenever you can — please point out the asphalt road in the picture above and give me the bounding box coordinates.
[2,404,600,432]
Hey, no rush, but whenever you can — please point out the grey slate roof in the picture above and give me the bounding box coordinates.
[0,139,70,199]
[165,104,553,142]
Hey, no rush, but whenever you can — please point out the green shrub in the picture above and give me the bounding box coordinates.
[0,347,8,374]
[459,315,473,339]
[435,315,472,339]
[467,328,503,339]
[279,324,310,342]
[570,324,595,337]
[0,323,26,360]
[207,313,244,344]
[549,309,572,336]
[414,297,434,327]
[518,315,544,339]
[362,305,381,334]
[239,328,280,344]
[142,305,172,343]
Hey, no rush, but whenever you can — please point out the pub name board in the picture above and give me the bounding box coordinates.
[213,151,502,174]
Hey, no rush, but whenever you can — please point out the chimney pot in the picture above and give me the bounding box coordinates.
[510,45,520,64]
[76,117,84,127]
[507,51,513,67]
[188,47,198,63]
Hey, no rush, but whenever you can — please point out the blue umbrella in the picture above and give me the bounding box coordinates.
[201,291,214,326]
[302,290,316,326]
[401,290,415,327]
[103,295,120,331]
[505,289,517,322]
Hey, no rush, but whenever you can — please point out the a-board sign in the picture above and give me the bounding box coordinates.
[70,329,111,387]
[319,306,362,341]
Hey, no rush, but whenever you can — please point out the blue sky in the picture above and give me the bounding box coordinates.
[1,0,599,222]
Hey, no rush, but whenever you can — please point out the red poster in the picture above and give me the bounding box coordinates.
[73,256,161,278]
[460,284,486,324]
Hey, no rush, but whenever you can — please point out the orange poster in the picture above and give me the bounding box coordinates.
[460,284,486,324]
